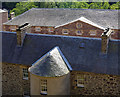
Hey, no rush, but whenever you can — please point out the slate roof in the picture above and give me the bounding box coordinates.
[29,47,70,77]
[1,31,120,75]
[4,8,120,29]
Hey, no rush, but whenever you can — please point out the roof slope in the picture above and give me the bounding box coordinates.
[29,47,70,77]
[2,31,120,75]
[4,8,119,29]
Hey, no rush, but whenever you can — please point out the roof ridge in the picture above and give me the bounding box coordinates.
[31,8,120,11]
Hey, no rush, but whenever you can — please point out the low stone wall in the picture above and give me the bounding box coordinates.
[70,71,120,95]
[2,63,30,95]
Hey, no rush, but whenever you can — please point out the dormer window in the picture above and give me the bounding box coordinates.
[35,27,41,32]
[62,29,69,34]
[76,30,83,35]
[89,30,96,36]
[77,75,85,88]
[76,23,82,28]
[79,42,85,48]
[48,27,54,32]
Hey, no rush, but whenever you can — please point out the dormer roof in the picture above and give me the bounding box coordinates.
[29,47,71,77]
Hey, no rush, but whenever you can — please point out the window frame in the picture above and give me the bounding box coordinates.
[23,68,28,80]
[40,79,47,95]
[89,30,96,36]
[35,27,41,32]
[77,75,85,88]
[48,27,54,32]
[10,26,16,31]
[62,29,69,34]
[76,22,82,28]
[76,30,83,35]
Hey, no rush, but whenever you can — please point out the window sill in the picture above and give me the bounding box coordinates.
[90,34,96,36]
[40,91,47,95]
[23,78,28,80]
[77,84,84,88]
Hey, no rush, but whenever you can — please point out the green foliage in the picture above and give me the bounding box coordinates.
[89,2,110,9]
[10,2,38,16]
[110,2,120,10]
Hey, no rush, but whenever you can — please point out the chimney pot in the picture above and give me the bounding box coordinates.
[10,12,15,20]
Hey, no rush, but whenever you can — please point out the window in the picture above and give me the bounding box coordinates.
[23,68,28,80]
[89,30,96,36]
[40,79,47,95]
[35,27,41,32]
[10,26,16,31]
[76,23,82,28]
[77,75,85,88]
[48,27,54,32]
[76,30,82,35]
[62,29,69,34]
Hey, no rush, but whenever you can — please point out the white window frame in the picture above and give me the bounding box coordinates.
[76,23,82,28]
[89,30,96,36]
[10,26,16,31]
[23,68,28,80]
[48,27,54,32]
[76,30,83,35]
[40,79,47,95]
[35,27,41,32]
[77,75,85,88]
[62,29,69,34]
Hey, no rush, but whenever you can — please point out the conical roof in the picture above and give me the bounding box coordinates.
[29,46,71,77]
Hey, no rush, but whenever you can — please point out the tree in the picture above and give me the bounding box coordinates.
[102,2,110,9]
[10,2,38,16]
[110,2,119,10]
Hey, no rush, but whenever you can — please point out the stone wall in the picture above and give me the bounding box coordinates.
[71,71,120,95]
[2,63,30,95]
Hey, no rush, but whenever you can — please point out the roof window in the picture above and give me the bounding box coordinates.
[79,42,85,48]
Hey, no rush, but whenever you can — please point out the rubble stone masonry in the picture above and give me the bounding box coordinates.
[2,63,30,95]
[71,71,120,95]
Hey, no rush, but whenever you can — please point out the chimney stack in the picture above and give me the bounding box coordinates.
[16,22,31,46]
[101,28,113,54]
